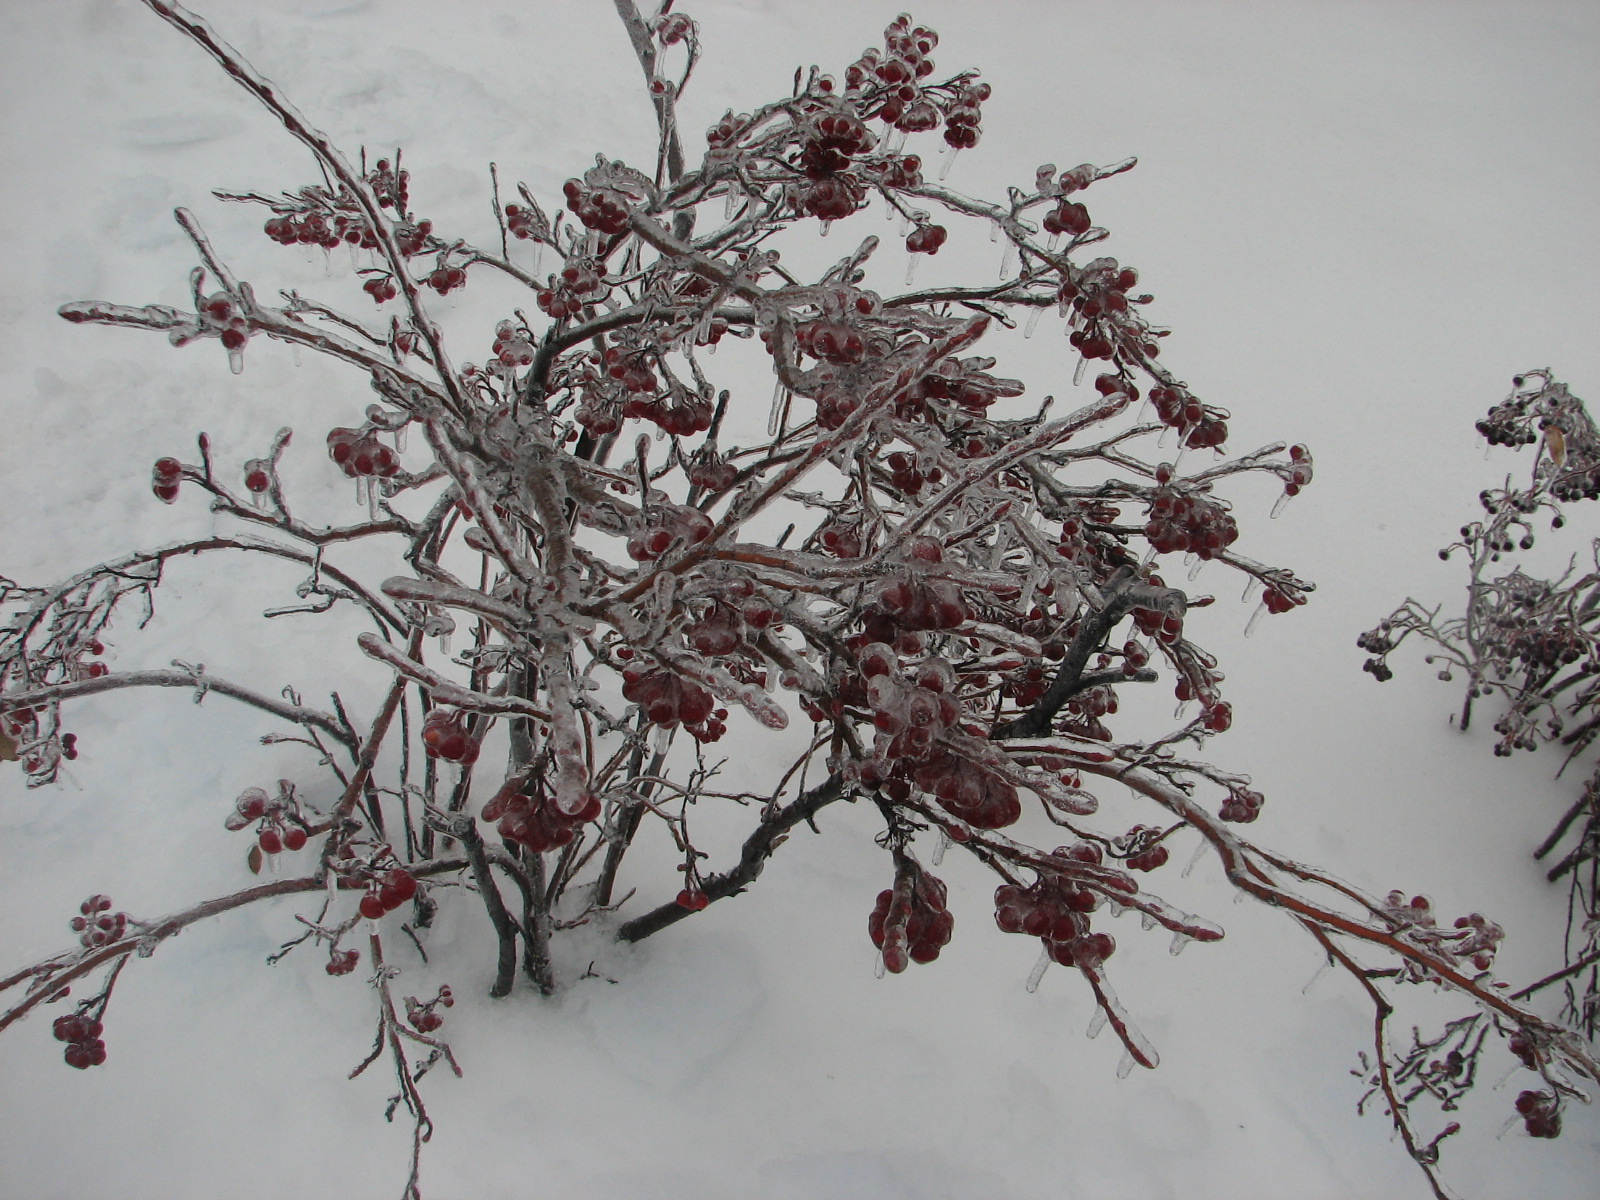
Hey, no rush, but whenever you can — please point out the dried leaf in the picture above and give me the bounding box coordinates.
[248,844,263,875]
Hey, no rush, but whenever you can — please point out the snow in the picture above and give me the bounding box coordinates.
[2,2,1598,1197]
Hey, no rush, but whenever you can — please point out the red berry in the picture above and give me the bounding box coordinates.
[359,894,386,920]
[257,828,283,855]
[282,827,308,852]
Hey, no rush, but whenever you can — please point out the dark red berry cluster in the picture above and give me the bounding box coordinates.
[325,947,361,976]
[502,203,545,241]
[481,774,601,853]
[201,293,251,354]
[869,856,954,973]
[491,321,535,369]
[655,12,694,45]
[626,503,714,562]
[685,580,775,657]
[1144,467,1239,559]
[563,178,633,237]
[404,985,453,1034]
[359,868,418,920]
[1218,784,1263,823]
[1062,259,1163,371]
[52,1013,107,1070]
[1283,443,1314,497]
[422,709,480,764]
[326,427,401,479]
[224,785,310,854]
[686,449,738,494]
[536,261,607,319]
[993,845,1118,968]
[151,456,183,504]
[1514,1089,1561,1138]
[815,518,865,558]
[69,894,126,949]
[424,264,468,295]
[796,318,867,366]
[1148,383,1228,450]
[620,664,722,738]
[905,223,947,254]
[1115,826,1170,872]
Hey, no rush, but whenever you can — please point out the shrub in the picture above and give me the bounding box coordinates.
[2,4,1593,1196]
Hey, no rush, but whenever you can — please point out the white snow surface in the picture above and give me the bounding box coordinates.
[2,2,1598,1198]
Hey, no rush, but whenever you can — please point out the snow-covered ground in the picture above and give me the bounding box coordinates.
[1,2,1597,1197]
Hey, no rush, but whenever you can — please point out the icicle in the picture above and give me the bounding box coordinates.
[227,347,245,375]
[367,479,380,522]
[768,380,790,437]
[1135,397,1150,423]
[1023,305,1043,338]
[939,146,960,180]
[1240,576,1260,604]
[652,723,673,756]
[724,186,739,222]
[905,255,919,287]
[1025,946,1051,993]
[355,475,368,507]
[1169,932,1192,957]
[1187,556,1205,583]
[1073,356,1088,387]
[291,344,302,368]
[1244,599,1268,637]
[1173,700,1189,720]
[1046,232,1059,253]
[530,242,543,276]
[875,955,887,980]
[1302,956,1333,993]
[394,425,408,453]
[1270,491,1292,519]
[437,632,451,657]
[1140,911,1158,932]
[931,827,952,867]
[999,237,1016,280]
[1181,837,1210,878]
[819,220,832,238]
[1156,425,1171,450]
[1086,1006,1107,1040]
[1117,1049,1137,1080]
[1139,544,1159,568]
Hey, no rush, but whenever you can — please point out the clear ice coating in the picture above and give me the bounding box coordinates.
[1025,946,1051,994]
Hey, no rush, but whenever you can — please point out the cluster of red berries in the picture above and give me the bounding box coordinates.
[873,570,969,634]
[1060,683,1116,743]
[602,346,657,393]
[686,450,738,494]
[900,355,1023,419]
[392,218,435,258]
[912,750,1021,828]
[537,261,607,319]
[816,518,865,558]
[69,894,127,949]
[1132,601,1184,646]
[367,158,410,213]
[1259,581,1304,616]
[360,274,398,304]
[491,321,536,369]
[993,846,1119,968]
[1219,784,1264,823]
[151,456,183,504]
[1042,199,1091,238]
[656,12,695,45]
[326,427,401,479]
[1514,1089,1561,1138]
[422,709,480,764]
[424,264,468,295]
[905,223,947,255]
[626,388,714,437]
[482,775,601,854]
[626,503,714,562]
[860,643,959,756]
[502,203,544,241]
[869,857,954,973]
[1149,384,1228,450]
[798,174,866,223]
[686,583,775,657]
[796,319,868,366]
[52,1013,107,1070]
[1061,259,1159,366]
[563,178,633,237]
[325,947,361,976]
[1447,911,1505,972]
[884,450,944,497]
[620,663,721,734]
[199,292,251,354]
[1144,468,1239,559]
[225,785,310,854]
[1115,826,1170,872]
[1283,444,1314,496]
[263,209,370,250]
[404,986,453,1034]
[358,868,418,920]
